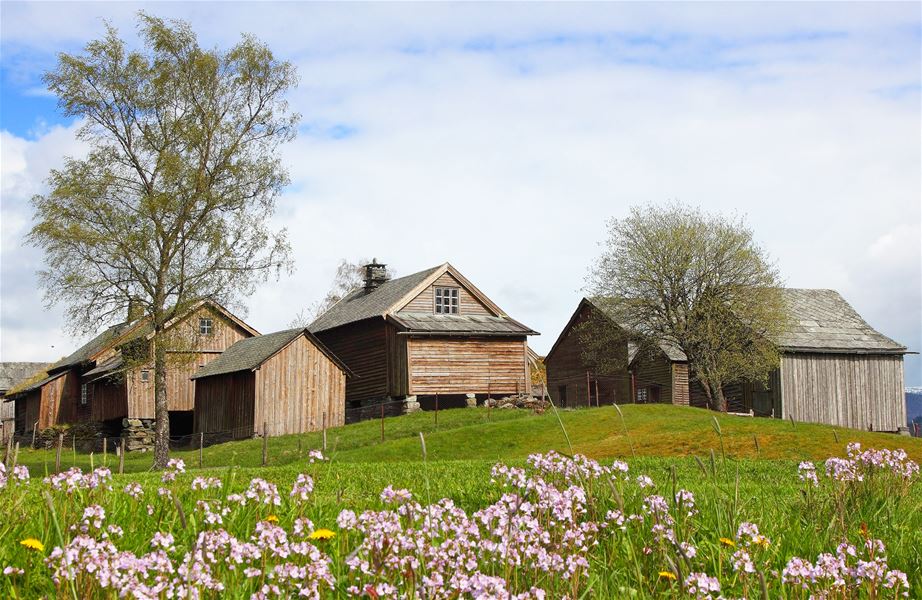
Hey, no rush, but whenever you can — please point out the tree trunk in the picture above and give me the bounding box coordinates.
[714,385,728,413]
[152,332,170,469]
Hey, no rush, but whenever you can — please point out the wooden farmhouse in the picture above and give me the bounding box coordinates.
[5,300,258,448]
[309,261,538,415]
[544,298,690,408]
[191,328,350,441]
[545,290,910,432]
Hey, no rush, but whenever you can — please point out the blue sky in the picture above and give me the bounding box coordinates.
[1,2,920,386]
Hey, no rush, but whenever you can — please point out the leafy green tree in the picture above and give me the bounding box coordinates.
[586,204,789,412]
[29,14,299,467]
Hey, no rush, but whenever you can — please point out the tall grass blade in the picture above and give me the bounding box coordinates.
[613,403,636,458]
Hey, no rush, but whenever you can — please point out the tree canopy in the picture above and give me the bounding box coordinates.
[30,13,300,466]
[585,204,789,411]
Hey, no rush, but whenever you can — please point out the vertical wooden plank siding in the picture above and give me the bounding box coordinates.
[671,363,690,405]
[37,371,79,429]
[632,356,675,404]
[780,353,905,431]
[386,323,409,397]
[193,372,255,440]
[400,272,494,315]
[315,320,388,403]
[89,380,128,422]
[407,337,528,396]
[545,303,631,407]
[126,308,253,418]
[254,335,346,436]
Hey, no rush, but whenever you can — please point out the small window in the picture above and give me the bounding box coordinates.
[141,370,150,383]
[434,287,459,314]
[80,384,88,406]
[199,317,213,335]
[636,387,648,403]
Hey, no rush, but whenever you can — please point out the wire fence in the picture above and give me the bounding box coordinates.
[4,393,919,475]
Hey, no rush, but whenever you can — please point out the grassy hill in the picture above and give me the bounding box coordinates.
[14,404,922,475]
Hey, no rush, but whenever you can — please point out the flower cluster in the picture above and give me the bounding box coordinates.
[44,466,112,493]
[782,534,909,598]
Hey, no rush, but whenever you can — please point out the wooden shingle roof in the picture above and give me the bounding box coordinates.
[191,328,351,380]
[777,289,906,354]
[389,312,536,336]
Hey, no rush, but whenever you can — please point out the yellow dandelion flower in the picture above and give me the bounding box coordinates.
[658,570,677,581]
[266,515,279,523]
[308,528,336,541]
[20,538,45,553]
[754,535,770,548]
[719,537,736,547]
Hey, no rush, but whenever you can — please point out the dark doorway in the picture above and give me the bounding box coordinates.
[169,411,195,440]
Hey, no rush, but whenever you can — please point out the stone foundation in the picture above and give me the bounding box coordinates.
[465,393,478,408]
[122,418,155,452]
[404,396,421,414]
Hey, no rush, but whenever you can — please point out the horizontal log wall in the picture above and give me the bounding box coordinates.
[315,320,388,403]
[255,335,346,436]
[781,353,906,431]
[194,372,255,440]
[408,337,529,396]
[400,272,494,315]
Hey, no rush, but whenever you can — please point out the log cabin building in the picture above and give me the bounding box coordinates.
[192,328,351,441]
[309,261,538,416]
[5,300,258,447]
[545,290,910,433]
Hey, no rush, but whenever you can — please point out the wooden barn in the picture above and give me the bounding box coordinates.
[545,298,690,408]
[191,328,350,440]
[309,261,538,413]
[545,290,910,432]
[1,362,51,443]
[5,300,258,446]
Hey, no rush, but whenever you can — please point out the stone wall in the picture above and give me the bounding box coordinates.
[122,418,155,452]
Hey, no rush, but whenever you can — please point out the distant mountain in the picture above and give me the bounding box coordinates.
[907,387,922,426]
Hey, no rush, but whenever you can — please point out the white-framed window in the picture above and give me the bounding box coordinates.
[80,384,88,406]
[141,370,150,383]
[199,317,213,335]
[434,287,459,314]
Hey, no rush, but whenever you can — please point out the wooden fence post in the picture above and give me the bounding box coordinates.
[31,425,37,450]
[199,432,204,468]
[322,412,328,453]
[435,394,439,426]
[3,431,11,466]
[55,433,63,472]
[586,371,591,408]
[103,437,108,466]
[12,442,20,469]
[119,437,126,475]
[595,380,600,408]
[262,421,268,466]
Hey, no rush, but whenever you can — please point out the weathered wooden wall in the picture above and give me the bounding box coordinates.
[632,355,675,404]
[407,337,529,396]
[386,323,409,397]
[672,363,690,406]
[126,306,251,418]
[400,272,494,315]
[15,390,41,433]
[315,319,388,403]
[780,353,905,431]
[89,380,128,423]
[254,335,346,436]
[194,372,256,440]
[545,303,631,407]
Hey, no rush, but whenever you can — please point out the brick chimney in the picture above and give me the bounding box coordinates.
[363,259,389,293]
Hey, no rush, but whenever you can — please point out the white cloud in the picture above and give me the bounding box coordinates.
[1,3,919,384]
